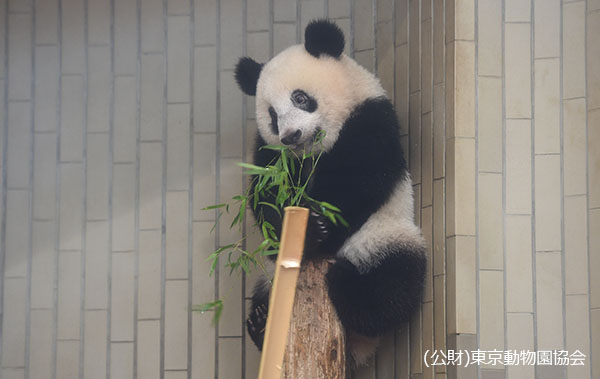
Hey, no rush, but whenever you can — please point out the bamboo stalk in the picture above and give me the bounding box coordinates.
[258,206,309,379]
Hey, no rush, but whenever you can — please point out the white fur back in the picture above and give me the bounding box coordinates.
[338,175,425,272]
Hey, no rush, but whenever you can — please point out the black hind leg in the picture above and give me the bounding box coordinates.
[326,246,427,337]
[247,278,271,350]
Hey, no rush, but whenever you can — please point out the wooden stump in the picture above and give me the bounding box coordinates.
[282,259,346,379]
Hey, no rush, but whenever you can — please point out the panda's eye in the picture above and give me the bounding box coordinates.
[293,92,308,105]
[291,90,318,112]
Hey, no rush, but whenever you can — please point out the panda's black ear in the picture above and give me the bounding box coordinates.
[304,19,345,59]
[234,57,263,96]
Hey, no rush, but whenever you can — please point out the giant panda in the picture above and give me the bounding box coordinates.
[234,19,427,367]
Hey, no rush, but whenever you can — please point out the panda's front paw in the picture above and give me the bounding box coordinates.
[246,303,268,350]
[312,210,330,243]
[304,211,331,258]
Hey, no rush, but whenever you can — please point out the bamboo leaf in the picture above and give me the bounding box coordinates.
[258,201,281,217]
[193,299,223,313]
[281,149,289,173]
[259,144,288,151]
[336,214,350,228]
[201,203,227,210]
[319,201,341,212]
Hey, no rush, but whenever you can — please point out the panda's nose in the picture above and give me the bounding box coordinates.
[280,130,302,145]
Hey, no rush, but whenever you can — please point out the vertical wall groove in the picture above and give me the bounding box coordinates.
[213,0,222,377]
[79,0,89,378]
[54,1,64,378]
[159,0,167,377]
[585,0,593,375]
[133,0,142,377]
[0,0,8,369]
[187,0,194,377]
[106,0,115,375]
[529,2,538,378]
[25,2,36,378]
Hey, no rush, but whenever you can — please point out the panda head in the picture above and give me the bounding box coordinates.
[234,19,385,152]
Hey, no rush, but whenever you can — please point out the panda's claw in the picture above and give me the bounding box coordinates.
[247,303,269,350]
[303,210,332,258]
[310,210,330,242]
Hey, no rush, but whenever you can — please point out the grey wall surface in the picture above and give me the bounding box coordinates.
[0,0,598,379]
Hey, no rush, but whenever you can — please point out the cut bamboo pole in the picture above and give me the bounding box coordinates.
[282,259,346,379]
[258,206,309,379]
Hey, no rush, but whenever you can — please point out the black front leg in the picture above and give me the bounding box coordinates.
[302,210,333,259]
[326,246,427,337]
[246,279,271,350]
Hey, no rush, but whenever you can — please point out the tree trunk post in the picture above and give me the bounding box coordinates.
[282,259,346,379]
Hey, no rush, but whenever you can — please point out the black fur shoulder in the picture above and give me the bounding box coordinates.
[325,97,406,173]
[310,97,408,253]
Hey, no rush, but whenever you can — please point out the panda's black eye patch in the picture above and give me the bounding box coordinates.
[291,90,317,112]
[268,106,279,134]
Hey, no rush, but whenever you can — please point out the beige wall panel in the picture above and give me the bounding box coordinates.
[566,294,591,379]
[506,215,533,313]
[477,77,502,173]
[534,154,562,252]
[564,98,588,196]
[0,1,596,378]
[446,236,476,335]
[478,173,503,270]
[505,119,532,214]
[505,23,531,119]
[563,1,586,99]
[479,270,504,368]
[587,12,600,110]
[535,252,564,350]
[506,313,534,379]
[564,195,589,295]
[534,59,561,154]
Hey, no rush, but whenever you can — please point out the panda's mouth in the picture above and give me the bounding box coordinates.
[312,127,322,141]
[287,127,323,152]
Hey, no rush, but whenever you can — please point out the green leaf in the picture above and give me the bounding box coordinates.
[336,214,350,228]
[324,211,337,225]
[319,201,341,212]
[253,189,259,210]
[281,149,289,173]
[214,302,223,325]
[291,192,303,206]
[206,244,234,275]
[254,239,270,252]
[239,198,246,222]
[209,257,218,276]
[258,201,282,217]
[192,299,224,326]
[193,299,222,312]
[261,222,272,240]
[237,162,277,176]
[201,203,227,210]
[259,144,288,151]
[230,213,240,228]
